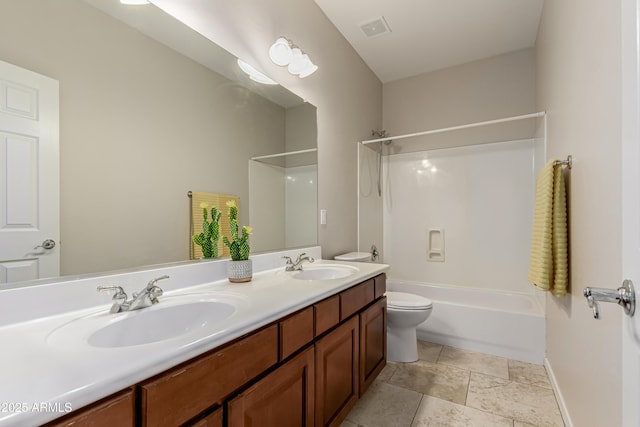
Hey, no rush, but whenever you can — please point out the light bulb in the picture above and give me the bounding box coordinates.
[298,61,318,78]
[288,49,310,75]
[237,59,277,85]
[269,38,292,66]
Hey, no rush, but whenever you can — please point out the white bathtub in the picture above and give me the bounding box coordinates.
[387,280,545,364]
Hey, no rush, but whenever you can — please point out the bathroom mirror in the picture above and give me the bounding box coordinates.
[0,0,317,283]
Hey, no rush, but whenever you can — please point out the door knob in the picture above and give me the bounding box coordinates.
[583,280,635,319]
[34,239,56,250]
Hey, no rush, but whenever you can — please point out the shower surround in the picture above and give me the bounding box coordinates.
[360,137,546,361]
[383,140,537,294]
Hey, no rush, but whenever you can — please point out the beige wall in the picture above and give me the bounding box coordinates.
[383,48,536,136]
[536,1,622,426]
[0,0,382,274]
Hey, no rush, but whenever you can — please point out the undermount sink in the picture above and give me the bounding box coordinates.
[293,265,358,281]
[47,294,242,348]
[88,300,235,348]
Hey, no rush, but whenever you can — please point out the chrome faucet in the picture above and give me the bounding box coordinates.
[97,275,169,313]
[283,253,315,271]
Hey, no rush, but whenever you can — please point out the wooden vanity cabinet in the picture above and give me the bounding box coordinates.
[139,325,278,426]
[43,389,134,427]
[227,345,315,426]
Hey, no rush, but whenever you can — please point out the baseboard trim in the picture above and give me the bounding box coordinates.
[544,357,573,427]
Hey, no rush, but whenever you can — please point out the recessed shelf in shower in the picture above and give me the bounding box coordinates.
[427,228,445,262]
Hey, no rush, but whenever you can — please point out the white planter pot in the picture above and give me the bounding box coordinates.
[227,259,252,283]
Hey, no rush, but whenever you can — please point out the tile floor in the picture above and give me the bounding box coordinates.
[341,341,565,427]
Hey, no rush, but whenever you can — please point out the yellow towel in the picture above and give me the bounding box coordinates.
[190,192,239,259]
[528,160,569,296]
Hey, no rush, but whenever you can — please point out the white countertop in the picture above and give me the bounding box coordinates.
[0,253,388,426]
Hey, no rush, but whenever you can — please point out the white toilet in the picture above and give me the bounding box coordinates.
[334,251,433,363]
[385,291,432,363]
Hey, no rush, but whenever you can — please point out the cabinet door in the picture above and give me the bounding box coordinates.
[315,316,359,427]
[228,346,315,427]
[359,297,387,395]
[44,389,134,427]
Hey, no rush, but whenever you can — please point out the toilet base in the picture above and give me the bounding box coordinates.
[387,326,418,362]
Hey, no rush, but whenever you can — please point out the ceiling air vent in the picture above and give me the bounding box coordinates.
[359,16,392,38]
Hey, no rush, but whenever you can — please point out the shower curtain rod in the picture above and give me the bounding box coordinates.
[359,111,546,145]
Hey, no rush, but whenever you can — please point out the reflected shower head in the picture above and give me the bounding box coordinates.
[372,129,393,145]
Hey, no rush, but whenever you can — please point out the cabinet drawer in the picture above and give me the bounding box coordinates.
[374,274,386,299]
[280,306,314,360]
[314,295,340,336]
[340,280,374,320]
[140,325,278,426]
[44,389,134,427]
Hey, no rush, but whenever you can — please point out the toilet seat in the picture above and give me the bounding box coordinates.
[385,291,432,310]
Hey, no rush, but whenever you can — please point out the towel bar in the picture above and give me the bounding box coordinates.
[553,155,572,169]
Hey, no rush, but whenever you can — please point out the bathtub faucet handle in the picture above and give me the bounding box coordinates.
[584,294,600,319]
[583,280,635,320]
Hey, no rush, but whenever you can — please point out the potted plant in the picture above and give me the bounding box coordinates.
[222,200,253,282]
[192,202,221,259]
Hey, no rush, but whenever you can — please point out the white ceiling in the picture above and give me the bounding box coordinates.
[314,0,544,83]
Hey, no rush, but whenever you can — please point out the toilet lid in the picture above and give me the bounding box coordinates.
[385,291,432,310]
[334,252,371,262]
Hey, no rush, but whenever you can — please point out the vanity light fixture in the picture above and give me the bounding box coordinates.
[237,59,278,85]
[268,37,318,78]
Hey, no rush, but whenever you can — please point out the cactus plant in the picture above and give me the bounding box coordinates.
[192,202,221,258]
[222,200,252,261]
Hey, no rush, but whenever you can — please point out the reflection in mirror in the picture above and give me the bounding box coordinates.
[0,0,317,285]
[249,101,318,253]
[250,149,318,253]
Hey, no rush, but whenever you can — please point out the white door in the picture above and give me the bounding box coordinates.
[622,0,640,425]
[0,60,59,285]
